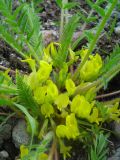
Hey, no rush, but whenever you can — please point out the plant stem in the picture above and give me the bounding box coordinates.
[95,66,120,92]
[48,141,56,160]
[72,0,118,81]
[64,0,68,24]
[0,113,16,128]
[96,90,120,99]
[0,65,15,74]
[60,8,64,39]
[60,0,68,39]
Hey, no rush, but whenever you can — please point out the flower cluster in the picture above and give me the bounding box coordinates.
[22,47,120,142]
[80,50,103,81]
[56,113,79,139]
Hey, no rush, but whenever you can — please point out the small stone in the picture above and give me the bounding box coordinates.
[0,150,9,160]
[12,119,30,148]
[114,26,120,35]
[108,147,120,160]
[42,30,58,46]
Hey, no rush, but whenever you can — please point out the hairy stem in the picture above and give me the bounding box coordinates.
[73,0,118,81]
[48,141,56,160]
[96,90,120,99]
[60,0,68,39]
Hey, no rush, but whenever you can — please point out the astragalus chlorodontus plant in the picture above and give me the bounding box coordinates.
[0,0,120,159]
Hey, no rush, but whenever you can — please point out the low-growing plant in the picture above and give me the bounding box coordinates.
[0,0,120,160]
[89,133,109,160]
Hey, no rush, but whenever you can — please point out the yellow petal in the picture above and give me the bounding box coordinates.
[41,103,54,117]
[55,93,69,111]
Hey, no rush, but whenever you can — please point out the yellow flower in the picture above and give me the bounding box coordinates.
[56,125,68,138]
[71,95,93,119]
[38,153,48,160]
[66,113,79,139]
[65,79,76,95]
[80,49,88,60]
[46,80,58,103]
[55,93,69,111]
[34,86,47,104]
[37,60,52,82]
[56,113,79,139]
[20,145,29,158]
[41,103,54,117]
[21,57,36,71]
[24,71,39,90]
[88,107,100,124]
[43,42,58,62]
[80,54,103,81]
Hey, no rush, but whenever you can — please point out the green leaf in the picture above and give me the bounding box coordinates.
[63,2,78,9]
[0,1,43,61]
[14,103,37,147]
[56,0,62,8]
[85,30,95,42]
[96,0,107,5]
[87,0,105,17]
[89,133,108,160]
[93,4,105,17]
[54,16,79,67]
[0,87,17,95]
[22,131,53,159]
[78,12,88,22]
[72,33,85,50]
[16,73,39,116]
[108,0,114,3]
[100,45,120,75]
[57,64,68,88]
[86,16,98,23]
[0,25,26,58]
[0,98,12,106]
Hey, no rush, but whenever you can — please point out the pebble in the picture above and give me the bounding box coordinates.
[12,119,30,148]
[114,26,120,35]
[42,30,58,45]
[108,148,120,160]
[0,150,9,160]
